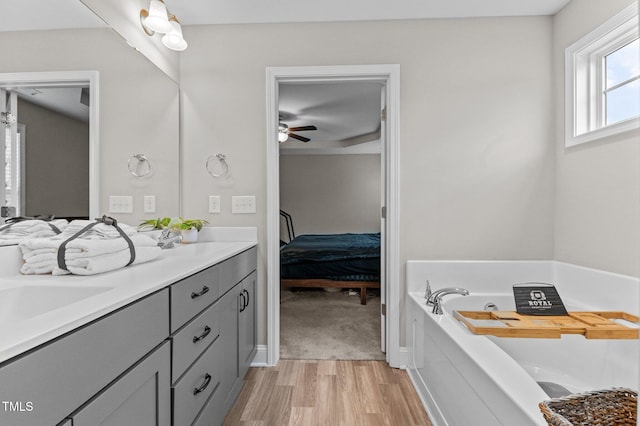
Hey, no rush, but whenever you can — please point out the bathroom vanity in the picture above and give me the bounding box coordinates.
[0,240,257,426]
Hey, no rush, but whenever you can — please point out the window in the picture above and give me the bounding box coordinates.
[565,3,639,147]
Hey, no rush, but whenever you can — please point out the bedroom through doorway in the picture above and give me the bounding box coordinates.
[277,80,385,361]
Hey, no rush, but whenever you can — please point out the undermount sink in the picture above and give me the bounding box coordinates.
[0,285,113,327]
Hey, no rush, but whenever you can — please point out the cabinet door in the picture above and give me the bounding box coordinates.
[238,271,257,379]
[71,341,171,426]
[218,287,240,407]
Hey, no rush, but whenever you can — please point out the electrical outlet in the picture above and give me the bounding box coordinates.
[208,195,221,213]
[144,195,156,213]
[231,195,256,214]
[109,196,133,213]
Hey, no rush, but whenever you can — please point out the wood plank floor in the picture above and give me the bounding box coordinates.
[223,360,432,426]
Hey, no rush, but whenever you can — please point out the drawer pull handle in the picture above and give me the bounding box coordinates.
[244,289,250,308]
[191,286,209,299]
[193,373,212,395]
[239,291,246,312]
[192,325,212,343]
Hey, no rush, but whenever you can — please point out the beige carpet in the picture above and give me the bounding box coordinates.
[280,288,385,360]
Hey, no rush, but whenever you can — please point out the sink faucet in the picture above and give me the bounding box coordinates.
[428,287,469,314]
[157,229,182,249]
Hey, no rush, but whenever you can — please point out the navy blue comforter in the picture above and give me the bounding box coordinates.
[280,233,380,281]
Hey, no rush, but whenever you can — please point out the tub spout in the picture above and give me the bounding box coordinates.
[432,288,469,314]
[427,287,468,306]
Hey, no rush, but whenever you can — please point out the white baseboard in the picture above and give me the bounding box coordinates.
[250,345,269,367]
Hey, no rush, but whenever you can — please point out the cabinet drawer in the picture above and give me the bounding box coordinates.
[191,375,226,426]
[171,265,220,332]
[171,300,221,383]
[218,247,257,296]
[0,289,169,426]
[173,337,222,426]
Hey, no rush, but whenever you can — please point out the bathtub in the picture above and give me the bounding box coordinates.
[405,261,639,426]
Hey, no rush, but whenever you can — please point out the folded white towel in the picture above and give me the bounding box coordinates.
[58,220,137,240]
[19,234,161,276]
[0,219,68,246]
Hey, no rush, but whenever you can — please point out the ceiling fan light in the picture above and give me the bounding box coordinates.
[278,131,289,143]
[144,0,173,34]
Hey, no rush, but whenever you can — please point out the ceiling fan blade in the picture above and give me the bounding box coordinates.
[288,125,317,132]
[288,133,310,142]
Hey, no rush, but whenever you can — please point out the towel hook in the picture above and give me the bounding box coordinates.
[206,153,229,178]
[128,154,152,177]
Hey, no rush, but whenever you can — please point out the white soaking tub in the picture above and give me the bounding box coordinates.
[405,261,639,426]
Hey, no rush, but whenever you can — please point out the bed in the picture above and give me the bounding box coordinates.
[280,225,381,305]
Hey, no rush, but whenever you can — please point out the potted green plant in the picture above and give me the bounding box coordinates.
[139,217,208,243]
[168,217,209,243]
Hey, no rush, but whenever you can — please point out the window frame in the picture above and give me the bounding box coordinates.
[565,3,639,147]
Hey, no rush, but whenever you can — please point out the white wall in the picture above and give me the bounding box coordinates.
[279,154,381,238]
[553,0,640,278]
[180,16,555,346]
[0,28,180,224]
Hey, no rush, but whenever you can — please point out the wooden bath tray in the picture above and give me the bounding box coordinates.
[453,310,639,339]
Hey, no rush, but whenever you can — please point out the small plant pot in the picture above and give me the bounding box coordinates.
[181,228,198,244]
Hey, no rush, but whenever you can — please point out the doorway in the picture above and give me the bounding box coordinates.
[265,64,401,367]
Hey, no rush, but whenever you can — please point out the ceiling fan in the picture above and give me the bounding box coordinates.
[278,122,317,143]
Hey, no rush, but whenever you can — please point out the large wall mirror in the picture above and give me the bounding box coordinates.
[0,1,180,225]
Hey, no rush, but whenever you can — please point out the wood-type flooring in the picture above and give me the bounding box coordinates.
[223,359,432,425]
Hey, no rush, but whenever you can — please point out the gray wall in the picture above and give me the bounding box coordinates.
[19,99,89,218]
[180,16,556,345]
[553,0,639,277]
[279,154,381,238]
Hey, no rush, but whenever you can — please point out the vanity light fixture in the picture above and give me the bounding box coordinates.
[140,0,172,35]
[162,15,188,51]
[140,0,188,51]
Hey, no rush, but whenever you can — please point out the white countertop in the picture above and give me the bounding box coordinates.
[0,234,256,364]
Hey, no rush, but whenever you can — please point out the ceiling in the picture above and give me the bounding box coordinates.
[168,0,571,26]
[1,0,571,152]
[1,0,571,32]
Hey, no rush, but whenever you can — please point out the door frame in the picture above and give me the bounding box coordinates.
[265,64,401,367]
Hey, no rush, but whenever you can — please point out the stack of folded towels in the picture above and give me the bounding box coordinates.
[19,220,161,276]
[0,219,69,246]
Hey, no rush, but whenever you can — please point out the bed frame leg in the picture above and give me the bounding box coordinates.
[360,287,366,305]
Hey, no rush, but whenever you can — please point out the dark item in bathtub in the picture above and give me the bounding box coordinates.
[454,310,639,339]
[513,283,568,316]
[539,387,637,426]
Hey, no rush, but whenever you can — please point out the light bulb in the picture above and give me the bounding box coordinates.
[144,0,172,34]
[162,16,188,51]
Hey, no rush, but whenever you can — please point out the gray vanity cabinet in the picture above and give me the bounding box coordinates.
[0,245,257,426]
[0,289,170,426]
[171,247,257,426]
[70,341,171,426]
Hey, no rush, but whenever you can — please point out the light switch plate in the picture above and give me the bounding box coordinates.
[208,195,221,213]
[231,195,256,214]
[109,196,133,213]
[143,195,156,213]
